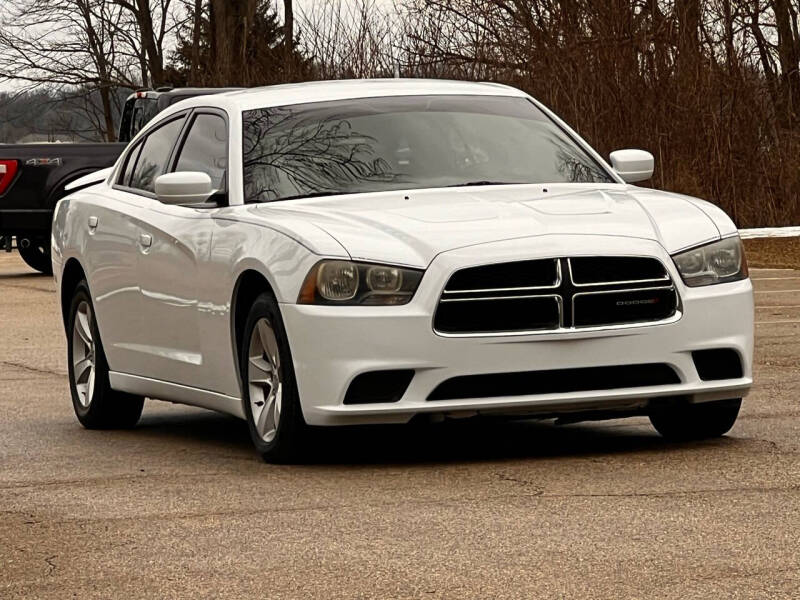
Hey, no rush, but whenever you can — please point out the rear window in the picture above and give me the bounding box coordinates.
[129,98,158,140]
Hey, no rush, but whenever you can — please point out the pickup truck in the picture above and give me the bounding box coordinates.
[0,87,237,273]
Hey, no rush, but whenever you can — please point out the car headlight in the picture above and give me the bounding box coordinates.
[298,260,424,305]
[672,236,748,287]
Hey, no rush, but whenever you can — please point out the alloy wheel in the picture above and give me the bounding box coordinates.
[72,300,96,407]
[248,318,283,443]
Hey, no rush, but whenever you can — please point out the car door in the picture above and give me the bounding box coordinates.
[132,110,229,390]
[80,140,147,374]
[102,112,194,381]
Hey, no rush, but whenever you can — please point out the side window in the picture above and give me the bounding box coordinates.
[128,116,186,193]
[118,142,142,186]
[174,113,228,191]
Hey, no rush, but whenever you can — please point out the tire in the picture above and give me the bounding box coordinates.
[649,398,741,440]
[67,281,144,429]
[18,237,53,275]
[240,292,308,463]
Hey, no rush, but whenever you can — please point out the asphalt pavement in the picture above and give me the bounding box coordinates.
[1,251,798,599]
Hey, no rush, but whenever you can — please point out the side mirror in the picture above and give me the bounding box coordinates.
[154,171,214,205]
[609,149,654,183]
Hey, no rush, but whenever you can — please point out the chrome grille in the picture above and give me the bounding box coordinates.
[434,257,678,335]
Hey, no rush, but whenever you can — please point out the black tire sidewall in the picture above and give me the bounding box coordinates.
[240,293,306,461]
[18,239,53,275]
[650,398,741,440]
[67,283,100,419]
[66,281,143,428]
[67,282,114,420]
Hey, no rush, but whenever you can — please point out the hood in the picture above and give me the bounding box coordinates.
[243,184,728,268]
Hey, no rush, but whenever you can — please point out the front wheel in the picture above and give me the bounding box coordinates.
[18,237,53,275]
[649,398,741,440]
[240,293,308,463]
[67,281,144,428]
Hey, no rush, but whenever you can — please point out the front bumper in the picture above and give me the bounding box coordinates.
[281,236,754,426]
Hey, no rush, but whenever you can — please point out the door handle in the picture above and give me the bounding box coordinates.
[88,216,98,230]
[138,233,152,249]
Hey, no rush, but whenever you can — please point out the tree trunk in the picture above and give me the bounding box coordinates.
[99,85,117,142]
[210,0,256,85]
[139,47,149,88]
[772,0,800,122]
[675,0,701,67]
[133,0,164,86]
[190,0,203,84]
[750,1,777,86]
[721,0,735,71]
[284,0,294,68]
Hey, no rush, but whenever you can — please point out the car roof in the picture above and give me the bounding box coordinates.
[166,79,528,113]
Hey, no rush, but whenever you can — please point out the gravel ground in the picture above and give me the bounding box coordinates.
[1,250,799,599]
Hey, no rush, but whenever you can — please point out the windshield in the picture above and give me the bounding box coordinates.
[242,95,613,203]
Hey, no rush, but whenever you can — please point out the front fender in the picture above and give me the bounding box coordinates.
[226,228,322,304]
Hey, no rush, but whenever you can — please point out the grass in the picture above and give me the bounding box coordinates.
[743,238,800,270]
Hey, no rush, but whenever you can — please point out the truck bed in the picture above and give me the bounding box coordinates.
[0,142,125,234]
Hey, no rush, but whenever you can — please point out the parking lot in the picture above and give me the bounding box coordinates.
[1,251,798,598]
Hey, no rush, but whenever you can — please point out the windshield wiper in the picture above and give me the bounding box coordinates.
[446,180,521,187]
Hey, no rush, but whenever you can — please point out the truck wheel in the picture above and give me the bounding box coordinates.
[67,280,144,429]
[649,399,741,440]
[18,238,53,275]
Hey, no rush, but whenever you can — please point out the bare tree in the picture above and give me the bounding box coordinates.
[0,0,798,226]
[111,0,177,87]
[771,0,800,121]
[392,0,800,226]
[299,0,398,79]
[0,0,138,140]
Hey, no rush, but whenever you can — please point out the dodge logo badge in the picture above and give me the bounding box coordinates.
[616,298,660,306]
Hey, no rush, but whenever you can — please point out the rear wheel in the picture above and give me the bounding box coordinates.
[18,237,52,275]
[240,293,308,463]
[649,399,741,440]
[67,281,144,428]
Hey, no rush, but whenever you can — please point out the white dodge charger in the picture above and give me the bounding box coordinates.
[52,80,753,462]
